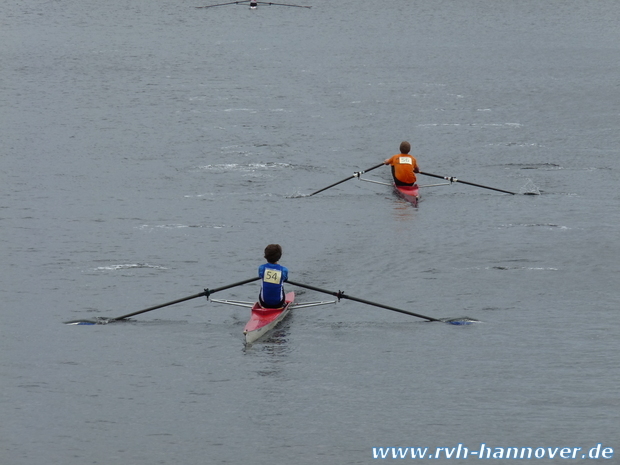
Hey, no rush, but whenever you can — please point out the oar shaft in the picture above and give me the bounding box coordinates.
[205,276,261,295]
[309,162,385,196]
[358,162,385,175]
[343,294,441,321]
[196,1,244,8]
[287,280,441,322]
[197,1,310,7]
[113,276,260,320]
[419,171,516,195]
[308,175,355,196]
[259,1,311,6]
[453,179,516,194]
[113,292,207,320]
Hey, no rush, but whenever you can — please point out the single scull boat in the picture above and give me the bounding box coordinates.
[393,183,420,206]
[211,291,336,343]
[357,176,426,206]
[244,292,295,343]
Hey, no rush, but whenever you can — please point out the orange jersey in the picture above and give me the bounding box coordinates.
[385,153,419,184]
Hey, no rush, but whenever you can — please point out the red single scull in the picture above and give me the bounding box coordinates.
[393,183,420,206]
[243,292,295,344]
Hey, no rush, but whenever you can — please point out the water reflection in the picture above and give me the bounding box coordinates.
[242,314,293,360]
[241,315,295,387]
[391,198,417,221]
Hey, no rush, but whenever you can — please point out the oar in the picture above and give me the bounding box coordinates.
[419,171,518,195]
[112,276,260,320]
[195,1,249,8]
[257,1,312,7]
[65,277,260,324]
[309,162,385,196]
[287,280,442,322]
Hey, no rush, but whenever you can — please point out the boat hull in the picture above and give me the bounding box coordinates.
[243,292,294,344]
[393,183,419,206]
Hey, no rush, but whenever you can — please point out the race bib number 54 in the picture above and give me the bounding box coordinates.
[264,269,282,284]
[399,157,413,165]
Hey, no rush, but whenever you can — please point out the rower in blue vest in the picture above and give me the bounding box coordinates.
[258,244,289,308]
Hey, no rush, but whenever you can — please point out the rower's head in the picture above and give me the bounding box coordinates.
[400,141,411,154]
[264,244,282,264]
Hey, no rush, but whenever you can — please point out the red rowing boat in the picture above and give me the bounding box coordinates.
[393,183,420,206]
[243,292,295,343]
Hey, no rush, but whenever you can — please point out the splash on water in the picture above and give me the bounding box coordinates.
[198,162,291,172]
[440,317,481,325]
[92,263,168,271]
[520,179,541,195]
[287,192,310,198]
[64,317,138,325]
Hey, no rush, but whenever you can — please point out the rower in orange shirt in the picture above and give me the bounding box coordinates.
[384,141,419,186]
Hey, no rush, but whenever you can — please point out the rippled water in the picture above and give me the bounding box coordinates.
[2,0,620,463]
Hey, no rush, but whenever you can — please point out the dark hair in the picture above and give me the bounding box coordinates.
[399,141,411,154]
[264,244,282,263]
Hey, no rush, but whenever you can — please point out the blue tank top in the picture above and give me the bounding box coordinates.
[258,263,288,307]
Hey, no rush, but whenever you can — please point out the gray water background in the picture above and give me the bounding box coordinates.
[2,0,619,463]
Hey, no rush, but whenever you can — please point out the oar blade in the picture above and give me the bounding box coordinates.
[64,317,113,325]
[287,280,442,322]
[419,171,517,195]
[67,277,261,325]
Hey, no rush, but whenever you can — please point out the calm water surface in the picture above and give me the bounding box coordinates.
[2,0,619,463]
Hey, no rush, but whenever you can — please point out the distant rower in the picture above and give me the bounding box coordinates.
[250,0,257,8]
